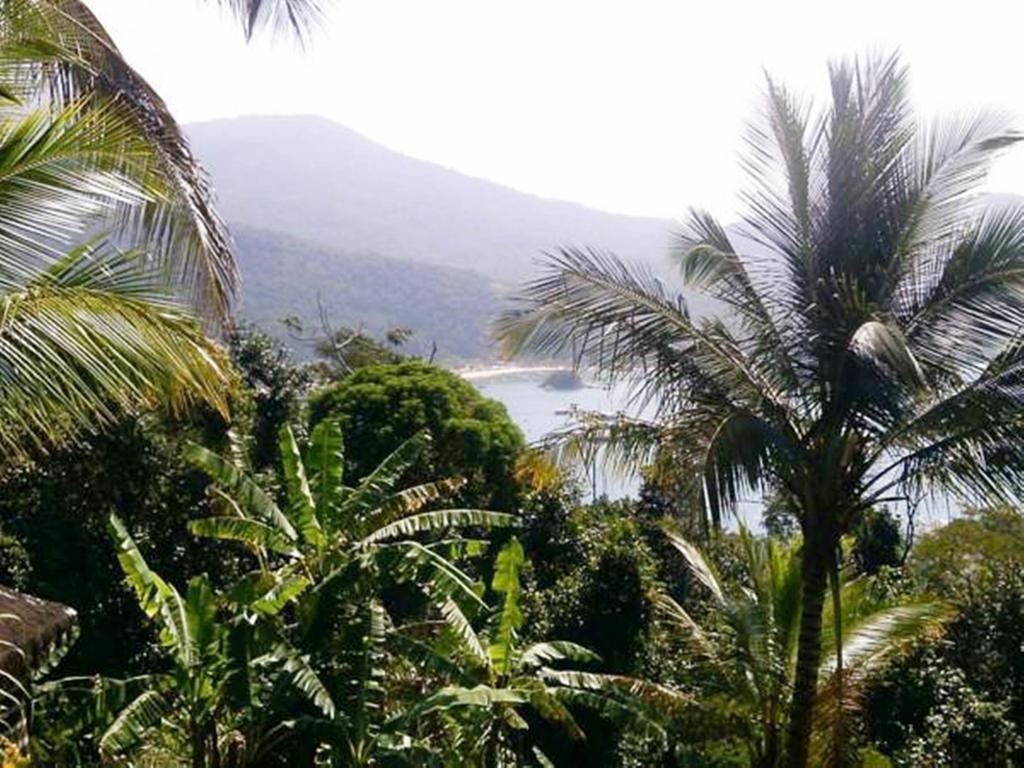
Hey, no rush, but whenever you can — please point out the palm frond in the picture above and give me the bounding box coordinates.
[905,203,1024,373]
[844,601,950,671]
[849,320,926,390]
[655,593,719,659]
[736,74,818,332]
[516,680,585,740]
[259,637,336,719]
[0,0,237,317]
[674,207,800,394]
[494,247,778,415]
[891,112,1022,313]
[306,418,345,514]
[247,573,310,616]
[109,514,195,669]
[519,641,601,670]
[186,443,298,540]
[381,539,485,608]
[405,684,527,718]
[107,513,174,620]
[355,477,467,540]
[188,516,300,557]
[663,522,726,605]
[489,537,525,676]
[540,670,692,714]
[436,595,488,667]
[345,431,432,519]
[0,239,231,459]
[535,410,664,479]
[216,0,326,42]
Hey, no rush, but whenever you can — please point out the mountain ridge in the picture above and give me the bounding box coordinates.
[188,114,679,285]
[191,114,665,221]
[187,114,710,361]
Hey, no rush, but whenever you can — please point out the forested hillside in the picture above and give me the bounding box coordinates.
[232,226,499,360]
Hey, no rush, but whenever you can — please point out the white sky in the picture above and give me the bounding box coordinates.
[89,0,1024,219]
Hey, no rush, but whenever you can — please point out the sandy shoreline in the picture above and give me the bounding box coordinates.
[454,364,571,381]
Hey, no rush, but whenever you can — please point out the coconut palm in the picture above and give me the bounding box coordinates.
[495,52,1024,766]
[0,102,233,459]
[0,0,301,318]
[660,524,949,766]
[0,0,330,456]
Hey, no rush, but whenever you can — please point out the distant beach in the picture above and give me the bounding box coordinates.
[454,364,572,381]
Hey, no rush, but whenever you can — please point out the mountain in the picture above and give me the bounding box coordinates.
[231,227,501,361]
[187,115,701,361]
[189,115,679,285]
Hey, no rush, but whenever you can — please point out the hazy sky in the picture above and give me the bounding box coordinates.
[89,0,1024,219]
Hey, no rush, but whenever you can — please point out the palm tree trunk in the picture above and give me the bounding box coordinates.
[786,539,828,768]
[829,551,846,767]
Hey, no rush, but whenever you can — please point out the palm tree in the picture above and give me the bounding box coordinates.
[400,537,687,768]
[495,52,1024,766]
[659,524,949,766]
[0,103,234,459]
[0,0,328,316]
[0,0,330,456]
[219,0,329,40]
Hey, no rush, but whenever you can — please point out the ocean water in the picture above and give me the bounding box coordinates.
[470,370,640,500]
[467,369,956,532]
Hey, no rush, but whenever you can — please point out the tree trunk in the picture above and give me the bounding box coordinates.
[191,726,206,768]
[764,717,780,768]
[829,551,846,767]
[786,539,829,768]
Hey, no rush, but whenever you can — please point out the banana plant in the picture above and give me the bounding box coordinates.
[399,537,688,768]
[99,513,333,768]
[659,525,952,767]
[186,420,518,765]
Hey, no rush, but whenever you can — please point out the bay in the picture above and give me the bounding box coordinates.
[465,367,956,532]
[468,368,640,500]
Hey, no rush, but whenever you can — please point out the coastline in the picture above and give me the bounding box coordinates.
[454,364,572,381]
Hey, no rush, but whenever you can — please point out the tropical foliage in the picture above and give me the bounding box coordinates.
[98,514,318,766]
[496,52,1024,766]
[7,342,1024,766]
[0,94,234,459]
[659,525,950,766]
[186,419,522,764]
[0,0,344,460]
[0,3,1017,763]
[401,537,687,767]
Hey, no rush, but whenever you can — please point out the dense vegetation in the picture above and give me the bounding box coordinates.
[3,328,1021,766]
[309,361,526,510]
[0,3,1021,767]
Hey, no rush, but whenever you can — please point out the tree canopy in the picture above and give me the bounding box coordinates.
[309,362,526,510]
